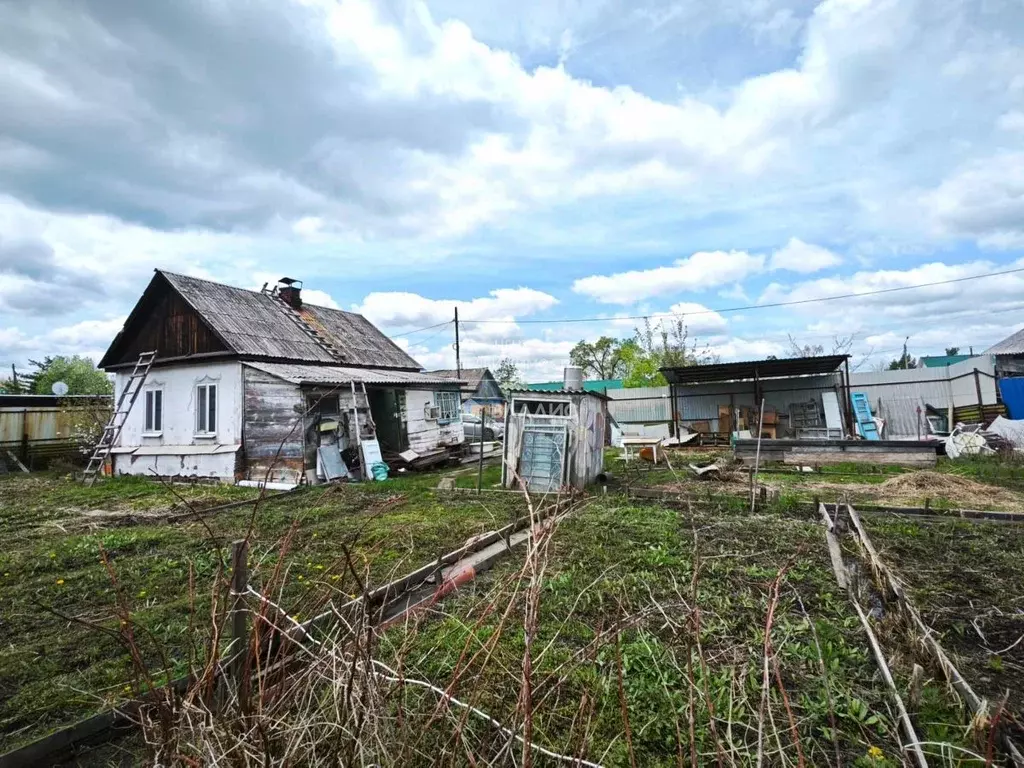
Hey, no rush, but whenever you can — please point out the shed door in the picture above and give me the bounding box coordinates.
[519,426,567,493]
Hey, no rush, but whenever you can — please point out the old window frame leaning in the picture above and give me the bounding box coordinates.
[434,390,462,423]
[195,383,218,435]
[144,389,163,433]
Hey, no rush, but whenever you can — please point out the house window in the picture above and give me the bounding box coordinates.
[196,384,217,435]
[435,390,461,422]
[144,390,162,433]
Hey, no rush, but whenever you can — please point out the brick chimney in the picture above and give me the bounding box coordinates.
[277,277,302,309]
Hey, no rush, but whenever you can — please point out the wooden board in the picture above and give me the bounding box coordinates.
[784,451,935,467]
[361,438,384,472]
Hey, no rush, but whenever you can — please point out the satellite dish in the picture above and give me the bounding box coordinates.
[52,381,69,396]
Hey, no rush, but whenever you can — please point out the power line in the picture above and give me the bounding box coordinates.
[456,266,1024,325]
[388,320,453,338]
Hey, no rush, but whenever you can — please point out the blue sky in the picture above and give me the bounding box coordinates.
[1,0,1022,381]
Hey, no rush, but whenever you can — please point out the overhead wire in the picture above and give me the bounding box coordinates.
[454,266,1024,325]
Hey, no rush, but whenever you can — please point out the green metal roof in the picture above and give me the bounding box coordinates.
[526,378,623,392]
[920,354,974,368]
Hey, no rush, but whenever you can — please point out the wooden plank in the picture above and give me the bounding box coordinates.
[846,505,1024,767]
[784,451,935,467]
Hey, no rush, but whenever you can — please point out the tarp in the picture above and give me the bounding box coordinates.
[985,416,1024,450]
[998,378,1024,419]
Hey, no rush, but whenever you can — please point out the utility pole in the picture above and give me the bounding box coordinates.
[454,306,462,377]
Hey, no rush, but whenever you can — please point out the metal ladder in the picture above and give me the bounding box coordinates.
[850,392,880,441]
[262,286,346,362]
[82,350,157,485]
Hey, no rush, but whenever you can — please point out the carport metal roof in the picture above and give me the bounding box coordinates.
[660,355,848,385]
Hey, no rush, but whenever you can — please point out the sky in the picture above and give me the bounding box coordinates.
[1,0,1023,383]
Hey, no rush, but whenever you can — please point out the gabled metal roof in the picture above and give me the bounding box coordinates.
[245,362,462,387]
[129,271,422,369]
[660,355,848,385]
[428,368,490,391]
[984,328,1024,355]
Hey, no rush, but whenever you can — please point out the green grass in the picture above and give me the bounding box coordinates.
[380,496,983,767]
[862,513,1024,735]
[0,470,525,754]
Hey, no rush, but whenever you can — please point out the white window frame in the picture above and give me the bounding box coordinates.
[434,390,462,423]
[144,389,163,434]
[195,383,218,436]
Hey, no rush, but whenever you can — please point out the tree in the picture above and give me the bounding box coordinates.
[886,338,918,370]
[945,346,960,356]
[785,333,855,358]
[569,336,629,380]
[494,357,524,395]
[27,356,112,396]
[621,319,717,387]
[0,364,27,394]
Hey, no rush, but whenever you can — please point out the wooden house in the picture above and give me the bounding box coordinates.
[99,271,464,484]
[427,367,506,418]
[502,387,607,492]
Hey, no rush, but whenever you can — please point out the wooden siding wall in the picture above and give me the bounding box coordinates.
[503,393,605,489]
[404,389,464,454]
[242,367,305,483]
[301,387,375,473]
[113,288,228,366]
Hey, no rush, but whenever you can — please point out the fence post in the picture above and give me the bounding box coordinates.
[973,368,984,417]
[230,539,249,706]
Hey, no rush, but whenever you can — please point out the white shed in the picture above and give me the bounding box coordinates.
[502,389,607,492]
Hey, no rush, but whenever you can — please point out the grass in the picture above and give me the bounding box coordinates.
[0,470,525,754]
[614,446,1024,511]
[379,495,985,766]
[4,451,1021,764]
[862,512,1024,736]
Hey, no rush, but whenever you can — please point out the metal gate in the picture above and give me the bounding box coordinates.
[519,425,567,493]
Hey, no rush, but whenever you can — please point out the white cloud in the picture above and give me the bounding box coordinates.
[572,238,844,304]
[301,289,340,309]
[997,111,1024,132]
[355,287,557,329]
[47,318,126,347]
[924,153,1024,249]
[768,237,842,273]
[572,250,765,304]
[758,259,1024,325]
[666,302,729,332]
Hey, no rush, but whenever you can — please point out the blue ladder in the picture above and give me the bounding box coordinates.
[850,392,880,440]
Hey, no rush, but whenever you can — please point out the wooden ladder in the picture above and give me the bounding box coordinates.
[262,287,346,362]
[82,350,157,485]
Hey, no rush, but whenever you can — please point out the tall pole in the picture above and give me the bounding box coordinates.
[454,306,462,377]
[477,406,486,492]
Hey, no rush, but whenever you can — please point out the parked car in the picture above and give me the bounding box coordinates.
[462,412,503,441]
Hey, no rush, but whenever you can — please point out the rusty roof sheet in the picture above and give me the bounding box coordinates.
[427,367,490,390]
[160,271,421,369]
[246,362,462,387]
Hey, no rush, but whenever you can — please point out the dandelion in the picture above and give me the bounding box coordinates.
[123,685,131,693]
[56,579,65,585]
[867,746,884,761]
[138,590,147,598]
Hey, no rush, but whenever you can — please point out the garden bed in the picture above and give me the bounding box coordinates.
[377,496,989,766]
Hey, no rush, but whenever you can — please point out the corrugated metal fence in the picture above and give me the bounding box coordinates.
[0,396,111,468]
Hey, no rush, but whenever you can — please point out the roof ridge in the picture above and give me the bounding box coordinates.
[157,268,364,318]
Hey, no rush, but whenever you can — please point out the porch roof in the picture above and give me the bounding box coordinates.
[245,362,462,387]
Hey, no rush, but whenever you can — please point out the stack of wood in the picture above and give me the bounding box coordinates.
[385,448,452,472]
